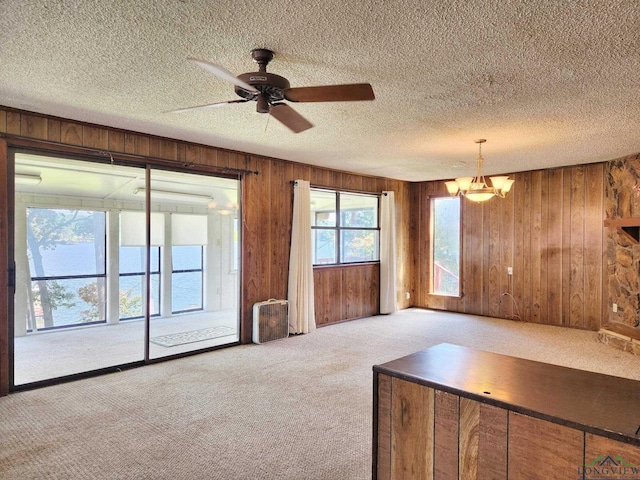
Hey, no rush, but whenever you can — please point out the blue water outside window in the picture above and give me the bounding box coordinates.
[119,246,161,320]
[171,245,203,313]
[26,208,107,329]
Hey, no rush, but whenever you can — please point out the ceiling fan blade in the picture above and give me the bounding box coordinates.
[187,57,259,94]
[284,83,375,103]
[269,103,314,133]
[166,99,250,114]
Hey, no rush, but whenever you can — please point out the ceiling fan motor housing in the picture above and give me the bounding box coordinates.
[235,72,290,104]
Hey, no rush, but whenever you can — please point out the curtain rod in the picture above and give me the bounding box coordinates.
[291,180,384,196]
[1,133,260,176]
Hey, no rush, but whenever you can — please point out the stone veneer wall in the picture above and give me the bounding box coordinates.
[598,329,640,356]
[604,154,640,343]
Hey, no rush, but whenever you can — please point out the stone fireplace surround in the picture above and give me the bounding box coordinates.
[603,154,640,354]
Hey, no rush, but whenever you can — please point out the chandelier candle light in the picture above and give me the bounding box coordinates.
[445,139,514,202]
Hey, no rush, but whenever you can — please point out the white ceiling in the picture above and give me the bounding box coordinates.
[1,1,639,182]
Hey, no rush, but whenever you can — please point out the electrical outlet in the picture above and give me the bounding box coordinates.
[507,267,513,275]
[405,291,410,300]
[613,303,618,313]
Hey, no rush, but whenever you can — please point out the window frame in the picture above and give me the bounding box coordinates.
[171,245,204,314]
[311,188,381,266]
[25,206,108,330]
[429,195,463,298]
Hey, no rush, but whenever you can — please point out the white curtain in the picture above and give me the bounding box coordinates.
[287,180,316,334]
[380,191,397,314]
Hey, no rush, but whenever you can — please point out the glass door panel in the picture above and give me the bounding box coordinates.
[13,153,147,385]
[148,169,240,359]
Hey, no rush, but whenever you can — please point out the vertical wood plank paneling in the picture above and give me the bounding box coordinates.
[216,150,230,168]
[464,201,483,314]
[391,379,434,480]
[539,171,550,324]
[124,133,136,153]
[539,170,551,323]
[82,126,108,149]
[584,163,604,330]
[269,161,293,301]
[376,374,392,480]
[108,131,125,153]
[176,143,186,163]
[508,412,584,478]
[343,267,360,319]
[434,391,459,479]
[0,109,6,133]
[521,171,533,322]
[21,114,47,140]
[585,433,640,468]
[341,172,363,191]
[409,184,422,305]
[459,397,480,479]
[148,138,160,158]
[60,121,82,145]
[498,189,514,319]
[292,162,311,183]
[227,152,245,170]
[47,119,61,142]
[135,135,150,156]
[185,144,201,164]
[546,168,564,325]
[481,200,491,314]
[570,166,586,328]
[476,402,508,480]
[242,156,272,341]
[530,170,543,323]
[6,112,20,135]
[512,172,525,321]
[562,168,573,326]
[314,268,344,325]
[200,146,217,167]
[366,263,380,316]
[417,162,605,331]
[488,195,501,316]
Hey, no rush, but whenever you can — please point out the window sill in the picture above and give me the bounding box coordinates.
[427,292,463,299]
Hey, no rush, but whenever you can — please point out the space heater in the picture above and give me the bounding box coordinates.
[252,299,289,344]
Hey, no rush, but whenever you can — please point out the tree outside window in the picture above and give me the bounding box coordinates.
[311,189,379,265]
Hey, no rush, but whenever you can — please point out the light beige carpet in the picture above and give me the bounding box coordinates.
[1,308,640,480]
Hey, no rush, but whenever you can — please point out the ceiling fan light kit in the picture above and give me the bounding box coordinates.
[445,139,514,203]
[172,48,375,133]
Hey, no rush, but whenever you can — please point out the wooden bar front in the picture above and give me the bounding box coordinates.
[372,343,640,479]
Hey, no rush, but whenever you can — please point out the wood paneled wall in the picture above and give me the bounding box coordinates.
[0,107,412,374]
[411,163,606,329]
[242,157,411,333]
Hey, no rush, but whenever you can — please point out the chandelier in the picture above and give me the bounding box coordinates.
[444,139,514,203]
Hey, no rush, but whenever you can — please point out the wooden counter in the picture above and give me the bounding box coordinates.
[373,343,640,479]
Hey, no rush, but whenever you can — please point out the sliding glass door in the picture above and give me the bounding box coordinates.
[147,168,240,359]
[12,153,240,386]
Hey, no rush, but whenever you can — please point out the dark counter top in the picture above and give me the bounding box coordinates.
[373,343,640,445]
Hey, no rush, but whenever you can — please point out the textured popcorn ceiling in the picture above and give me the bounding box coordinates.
[1,1,639,181]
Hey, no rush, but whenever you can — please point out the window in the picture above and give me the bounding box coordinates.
[26,208,107,329]
[171,245,203,313]
[119,246,161,320]
[311,189,379,265]
[430,197,461,296]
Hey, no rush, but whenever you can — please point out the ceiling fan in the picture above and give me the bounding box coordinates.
[169,48,375,133]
